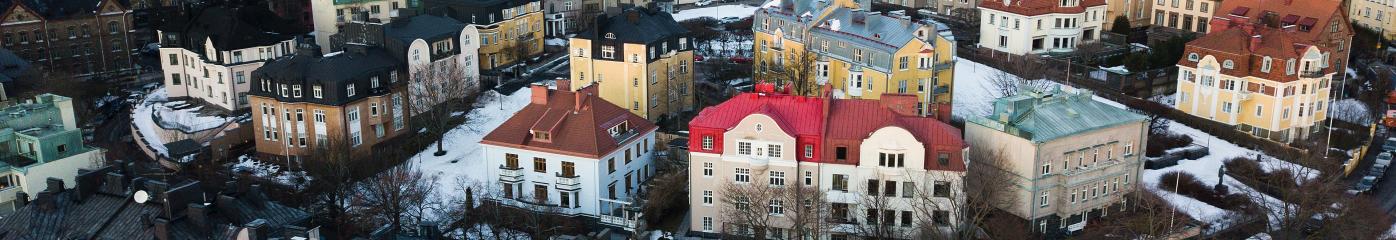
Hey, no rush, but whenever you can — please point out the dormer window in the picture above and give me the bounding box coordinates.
[1187,53,1199,61]
[1059,0,1079,7]
[1261,57,1272,73]
[533,130,551,141]
[608,120,630,138]
[605,33,615,39]
[1223,60,1235,69]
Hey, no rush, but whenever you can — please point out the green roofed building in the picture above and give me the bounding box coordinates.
[0,94,104,213]
[964,87,1147,237]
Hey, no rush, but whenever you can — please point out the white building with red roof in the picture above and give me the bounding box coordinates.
[978,0,1109,55]
[686,84,967,239]
[479,82,658,229]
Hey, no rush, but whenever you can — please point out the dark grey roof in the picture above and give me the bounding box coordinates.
[0,165,311,240]
[159,3,305,51]
[252,46,404,105]
[385,15,466,44]
[163,139,202,158]
[577,7,688,44]
[425,0,536,25]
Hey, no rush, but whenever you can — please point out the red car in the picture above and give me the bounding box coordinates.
[693,54,705,62]
[729,56,752,64]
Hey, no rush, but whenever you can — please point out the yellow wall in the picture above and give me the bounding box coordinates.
[477,5,546,71]
[1352,0,1396,41]
[568,38,696,121]
[1174,62,1330,141]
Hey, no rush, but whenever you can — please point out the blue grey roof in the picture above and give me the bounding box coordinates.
[0,48,28,83]
[969,87,1147,142]
[385,15,466,44]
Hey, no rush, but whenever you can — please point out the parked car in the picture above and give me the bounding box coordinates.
[729,56,752,64]
[1378,152,1394,169]
[720,16,740,24]
[1350,176,1378,194]
[693,54,705,62]
[696,0,713,6]
[1383,137,1396,152]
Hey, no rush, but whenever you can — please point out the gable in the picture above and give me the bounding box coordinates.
[2,4,41,23]
[99,0,126,14]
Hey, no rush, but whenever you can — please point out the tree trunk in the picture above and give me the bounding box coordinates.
[434,139,447,156]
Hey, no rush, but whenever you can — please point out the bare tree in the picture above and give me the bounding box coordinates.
[772,49,821,96]
[409,60,477,156]
[1327,99,1373,125]
[925,147,1021,239]
[300,136,365,237]
[774,183,831,240]
[353,148,441,234]
[1233,150,1380,238]
[985,57,1054,98]
[717,181,781,239]
[1085,190,1194,239]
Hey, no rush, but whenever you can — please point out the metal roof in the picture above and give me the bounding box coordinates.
[969,87,1146,142]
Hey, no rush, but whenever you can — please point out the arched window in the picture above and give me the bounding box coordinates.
[1223,60,1234,69]
[1187,53,1199,61]
[605,33,615,39]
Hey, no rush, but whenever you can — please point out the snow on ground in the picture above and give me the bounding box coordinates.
[1330,98,1374,125]
[451,224,530,240]
[672,4,760,21]
[232,155,310,187]
[701,39,753,58]
[131,88,231,156]
[951,57,1063,119]
[409,88,533,201]
[545,38,567,46]
[1385,224,1396,239]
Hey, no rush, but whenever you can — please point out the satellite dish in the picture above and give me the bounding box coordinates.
[134,190,150,204]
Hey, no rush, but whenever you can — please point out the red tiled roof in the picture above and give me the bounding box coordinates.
[688,93,826,137]
[1212,0,1349,44]
[977,0,1106,16]
[1179,26,1328,83]
[688,92,965,172]
[481,85,657,159]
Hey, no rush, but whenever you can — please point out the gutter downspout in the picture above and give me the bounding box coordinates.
[1027,140,1041,235]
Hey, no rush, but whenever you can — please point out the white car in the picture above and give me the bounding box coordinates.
[696,0,713,6]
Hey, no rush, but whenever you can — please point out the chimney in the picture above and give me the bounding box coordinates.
[154,218,171,240]
[852,10,867,24]
[103,172,128,195]
[245,219,270,240]
[188,203,209,229]
[556,78,572,91]
[14,191,28,208]
[74,167,108,202]
[1249,34,1262,52]
[574,89,588,112]
[296,43,322,58]
[626,9,641,23]
[33,192,55,211]
[530,83,550,105]
[44,177,64,193]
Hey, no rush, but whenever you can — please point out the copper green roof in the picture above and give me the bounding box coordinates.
[969,87,1146,142]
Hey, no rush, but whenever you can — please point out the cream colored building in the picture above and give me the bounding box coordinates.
[1175,27,1333,142]
[1353,0,1396,40]
[965,88,1147,236]
[687,92,967,239]
[569,7,694,122]
[1104,0,1152,30]
[1151,0,1216,33]
[310,0,413,53]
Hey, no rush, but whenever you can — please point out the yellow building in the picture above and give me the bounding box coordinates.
[752,0,957,119]
[428,0,546,71]
[569,7,695,122]
[1151,0,1217,33]
[1175,27,1334,143]
[1352,0,1396,40]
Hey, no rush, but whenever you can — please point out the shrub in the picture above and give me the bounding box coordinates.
[1159,171,1248,210]
[1147,132,1194,157]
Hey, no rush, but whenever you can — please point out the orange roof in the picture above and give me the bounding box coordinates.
[482,85,658,159]
[1211,0,1350,44]
[1179,26,1327,83]
[978,0,1106,16]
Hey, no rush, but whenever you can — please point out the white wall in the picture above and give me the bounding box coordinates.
[481,129,657,218]
[310,0,410,53]
[978,6,1108,55]
[157,33,295,111]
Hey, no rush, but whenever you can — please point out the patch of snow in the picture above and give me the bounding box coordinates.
[1347,67,1358,79]
[232,155,311,187]
[673,5,759,21]
[324,51,343,57]
[1385,223,1396,239]
[452,224,529,240]
[409,89,532,201]
[545,38,567,46]
[1329,98,1373,125]
[950,57,1061,119]
[761,0,781,8]
[131,88,231,156]
[829,19,841,31]
[1100,65,1130,74]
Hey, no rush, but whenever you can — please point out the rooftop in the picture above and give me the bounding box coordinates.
[0,0,124,21]
[384,14,466,44]
[158,3,305,51]
[977,0,1107,16]
[481,84,659,159]
[1179,26,1329,82]
[969,87,1146,142]
[1212,0,1349,43]
[576,7,689,44]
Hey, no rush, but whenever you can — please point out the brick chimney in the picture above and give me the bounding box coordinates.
[556,78,572,91]
[14,191,27,208]
[187,203,209,229]
[44,177,64,193]
[1249,34,1262,53]
[531,83,550,104]
[154,218,171,240]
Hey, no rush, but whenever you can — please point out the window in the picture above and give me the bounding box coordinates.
[879,153,905,167]
[1187,53,1199,61]
[899,56,908,70]
[833,174,848,191]
[601,45,615,58]
[836,147,848,161]
[735,168,751,183]
[561,161,575,177]
[533,157,546,173]
[868,180,880,195]
[703,162,713,176]
[937,153,950,166]
[608,158,615,173]
[735,196,750,210]
[883,180,897,197]
[1261,57,1272,73]
[312,85,323,98]
[766,144,781,157]
[804,172,813,186]
[703,190,713,205]
[803,145,813,158]
[346,83,356,97]
[934,181,950,197]
[1124,142,1135,156]
[1039,192,1050,207]
[702,217,713,231]
[769,171,785,186]
[171,74,182,85]
[768,199,784,215]
[738,142,752,155]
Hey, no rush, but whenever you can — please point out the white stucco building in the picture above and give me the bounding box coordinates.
[480,83,658,230]
[310,0,412,54]
[978,0,1108,55]
[158,5,302,111]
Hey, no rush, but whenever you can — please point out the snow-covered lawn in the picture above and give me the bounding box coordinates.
[672,4,760,21]
[408,88,533,201]
[131,88,232,157]
[232,155,310,187]
[1329,98,1373,125]
[545,38,567,46]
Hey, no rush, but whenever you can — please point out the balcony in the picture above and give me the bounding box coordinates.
[555,172,580,191]
[1300,70,1324,78]
[499,165,523,183]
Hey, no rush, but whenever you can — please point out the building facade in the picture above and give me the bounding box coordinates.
[964,87,1147,236]
[0,0,135,76]
[1209,0,1351,73]
[427,0,545,72]
[753,0,958,120]
[1175,26,1334,142]
[978,0,1108,55]
[687,87,966,239]
[1151,0,1216,33]
[248,45,411,162]
[1103,0,1150,30]
[480,83,658,230]
[309,0,415,54]
[331,13,482,115]
[158,4,303,112]
[569,7,693,122]
[1352,0,1396,40]
[932,0,981,20]
[0,94,104,213]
